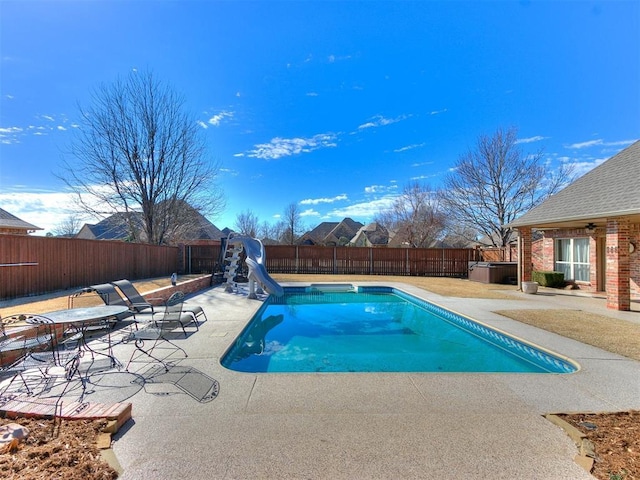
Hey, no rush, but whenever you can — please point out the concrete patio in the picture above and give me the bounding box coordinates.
[6,281,640,479]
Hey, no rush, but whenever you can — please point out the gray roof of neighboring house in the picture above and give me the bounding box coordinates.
[302,218,363,245]
[0,207,43,231]
[510,140,640,228]
[302,222,340,244]
[78,206,223,242]
[352,222,389,245]
[80,212,143,240]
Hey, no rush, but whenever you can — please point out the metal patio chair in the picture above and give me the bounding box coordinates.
[112,279,208,324]
[124,292,190,372]
[0,314,74,399]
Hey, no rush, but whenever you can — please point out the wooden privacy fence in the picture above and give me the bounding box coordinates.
[183,244,222,274]
[262,245,480,276]
[0,235,178,300]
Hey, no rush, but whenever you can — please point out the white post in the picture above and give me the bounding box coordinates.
[248,278,257,299]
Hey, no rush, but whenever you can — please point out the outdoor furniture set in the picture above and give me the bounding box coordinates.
[0,279,208,419]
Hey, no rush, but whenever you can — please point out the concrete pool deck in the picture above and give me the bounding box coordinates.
[11,281,640,479]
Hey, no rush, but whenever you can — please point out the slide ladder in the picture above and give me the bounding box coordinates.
[222,235,284,297]
[223,241,243,293]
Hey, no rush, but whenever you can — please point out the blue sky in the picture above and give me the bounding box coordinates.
[1,0,639,235]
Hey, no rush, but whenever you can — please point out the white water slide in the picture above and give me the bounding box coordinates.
[227,235,284,297]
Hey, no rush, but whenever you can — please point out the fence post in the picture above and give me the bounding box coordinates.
[295,245,299,274]
[333,247,337,274]
[406,248,410,275]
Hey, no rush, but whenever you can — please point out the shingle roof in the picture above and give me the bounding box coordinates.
[301,218,363,245]
[510,140,640,228]
[0,207,43,231]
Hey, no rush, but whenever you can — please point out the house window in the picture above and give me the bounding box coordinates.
[555,238,590,282]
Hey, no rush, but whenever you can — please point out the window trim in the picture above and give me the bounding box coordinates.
[554,237,590,282]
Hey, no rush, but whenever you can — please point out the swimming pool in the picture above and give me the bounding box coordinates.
[221,285,578,374]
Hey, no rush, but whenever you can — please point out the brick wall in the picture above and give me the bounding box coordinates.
[533,220,639,308]
[141,275,212,304]
[536,227,601,292]
[606,218,631,310]
[631,223,640,298]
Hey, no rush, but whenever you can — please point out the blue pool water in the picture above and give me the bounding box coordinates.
[221,286,577,374]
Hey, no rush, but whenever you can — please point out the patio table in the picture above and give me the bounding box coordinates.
[26,305,129,386]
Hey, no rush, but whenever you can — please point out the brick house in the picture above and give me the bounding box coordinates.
[509,140,640,311]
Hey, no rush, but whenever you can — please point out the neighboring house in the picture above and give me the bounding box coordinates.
[300,218,363,246]
[77,206,223,244]
[76,212,144,241]
[351,222,390,247]
[509,140,640,311]
[0,208,43,235]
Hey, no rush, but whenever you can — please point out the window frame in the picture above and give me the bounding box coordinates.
[554,237,590,282]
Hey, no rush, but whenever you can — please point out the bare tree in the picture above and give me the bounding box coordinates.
[51,215,83,237]
[439,127,573,247]
[281,203,302,245]
[60,70,224,245]
[376,182,446,247]
[235,210,259,237]
[258,220,283,243]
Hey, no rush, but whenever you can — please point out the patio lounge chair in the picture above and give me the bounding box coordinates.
[124,292,189,372]
[128,291,198,337]
[111,279,207,324]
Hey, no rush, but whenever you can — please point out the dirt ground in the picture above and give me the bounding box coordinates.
[0,418,117,480]
[1,274,639,479]
[560,411,639,480]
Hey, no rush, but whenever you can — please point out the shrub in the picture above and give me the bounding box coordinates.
[532,271,565,288]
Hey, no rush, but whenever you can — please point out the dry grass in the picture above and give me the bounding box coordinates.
[495,309,640,361]
[0,275,198,318]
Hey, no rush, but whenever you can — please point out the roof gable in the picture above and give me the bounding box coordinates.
[511,141,640,228]
[0,207,43,232]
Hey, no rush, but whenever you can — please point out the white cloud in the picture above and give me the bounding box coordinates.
[410,174,437,180]
[0,126,23,134]
[306,92,319,97]
[300,194,348,205]
[364,184,397,194]
[570,158,607,178]
[516,135,547,144]
[0,189,99,235]
[430,108,447,115]
[208,111,234,126]
[0,126,23,144]
[247,133,338,160]
[57,125,67,131]
[300,208,320,217]
[328,197,396,220]
[410,161,433,167]
[357,114,408,130]
[197,120,208,129]
[41,115,55,122]
[565,138,637,150]
[394,143,425,153]
[566,139,602,149]
[220,167,239,177]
